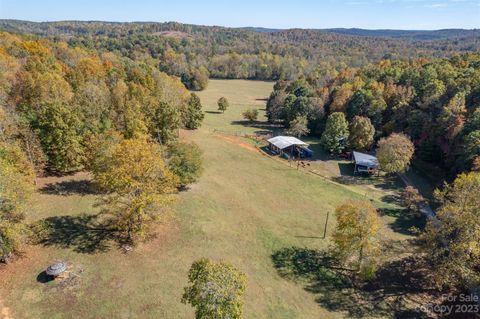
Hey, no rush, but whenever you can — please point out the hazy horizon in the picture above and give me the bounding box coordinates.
[1,0,479,30]
[2,19,479,32]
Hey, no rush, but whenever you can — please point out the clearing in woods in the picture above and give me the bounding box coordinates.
[0,79,419,319]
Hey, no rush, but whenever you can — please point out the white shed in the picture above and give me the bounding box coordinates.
[352,151,379,174]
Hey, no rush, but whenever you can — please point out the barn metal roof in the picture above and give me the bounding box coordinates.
[267,136,308,150]
[353,151,379,168]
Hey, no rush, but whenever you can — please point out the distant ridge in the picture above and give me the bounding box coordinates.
[321,28,480,40]
[242,26,479,40]
[241,27,283,33]
[0,20,478,41]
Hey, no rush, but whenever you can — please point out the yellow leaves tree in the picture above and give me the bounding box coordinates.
[423,172,480,289]
[0,146,34,262]
[93,137,179,242]
[332,200,381,279]
[182,258,247,319]
[376,133,414,174]
[330,83,354,113]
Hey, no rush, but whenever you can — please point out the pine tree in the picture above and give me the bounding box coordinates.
[184,93,204,129]
[320,112,349,154]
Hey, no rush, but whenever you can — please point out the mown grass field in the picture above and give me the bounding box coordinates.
[0,79,415,319]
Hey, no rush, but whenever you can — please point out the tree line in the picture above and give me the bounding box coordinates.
[1,20,479,84]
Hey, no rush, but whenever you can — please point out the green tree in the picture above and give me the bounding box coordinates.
[184,93,204,130]
[266,90,287,122]
[376,133,414,174]
[464,130,480,161]
[423,172,480,289]
[151,101,180,144]
[181,67,209,91]
[348,116,375,151]
[93,137,179,242]
[320,112,349,154]
[332,200,381,280]
[34,102,85,173]
[217,97,229,113]
[0,157,34,263]
[242,108,258,122]
[166,142,203,188]
[182,258,247,319]
[464,108,480,134]
[286,115,310,137]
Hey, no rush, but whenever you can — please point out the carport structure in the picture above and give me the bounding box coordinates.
[267,136,312,158]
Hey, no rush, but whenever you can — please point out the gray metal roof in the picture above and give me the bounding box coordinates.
[353,151,379,168]
[267,136,307,150]
[46,261,67,276]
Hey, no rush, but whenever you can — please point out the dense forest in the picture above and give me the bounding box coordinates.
[0,31,205,173]
[267,53,480,183]
[1,20,479,82]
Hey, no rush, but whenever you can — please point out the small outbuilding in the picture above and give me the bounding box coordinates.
[352,151,379,174]
[267,136,313,159]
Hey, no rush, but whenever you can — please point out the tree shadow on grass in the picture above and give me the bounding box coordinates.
[39,179,98,196]
[272,247,436,318]
[381,194,402,205]
[374,176,404,193]
[230,120,282,133]
[205,110,223,114]
[379,207,426,235]
[32,214,117,254]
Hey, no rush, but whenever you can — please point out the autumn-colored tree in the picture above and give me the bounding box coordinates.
[166,142,203,188]
[0,153,34,262]
[286,115,310,137]
[321,112,349,154]
[242,108,258,122]
[160,48,187,76]
[348,116,375,151]
[332,200,381,280]
[73,81,112,134]
[330,83,354,113]
[82,129,124,172]
[184,93,204,130]
[182,258,247,319]
[400,186,425,217]
[423,172,480,289]
[93,137,179,242]
[217,97,229,113]
[0,103,46,174]
[376,133,414,174]
[181,67,209,91]
[0,142,36,194]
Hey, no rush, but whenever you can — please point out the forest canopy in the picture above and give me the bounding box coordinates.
[1,20,479,81]
[0,31,200,173]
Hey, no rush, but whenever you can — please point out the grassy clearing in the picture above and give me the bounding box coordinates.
[0,79,418,319]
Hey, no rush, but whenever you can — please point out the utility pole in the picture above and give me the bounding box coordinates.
[323,211,330,239]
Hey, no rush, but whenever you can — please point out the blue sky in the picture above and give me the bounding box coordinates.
[0,0,479,30]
